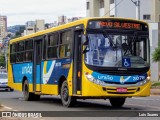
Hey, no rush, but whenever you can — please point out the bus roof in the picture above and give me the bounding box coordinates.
[9,17,148,44]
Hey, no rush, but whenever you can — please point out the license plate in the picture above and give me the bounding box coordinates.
[116,88,127,93]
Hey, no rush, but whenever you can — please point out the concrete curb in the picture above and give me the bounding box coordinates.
[151,89,160,95]
[0,105,3,111]
[151,86,160,89]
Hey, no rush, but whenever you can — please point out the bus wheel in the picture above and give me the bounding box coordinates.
[60,81,76,107]
[109,98,126,108]
[23,80,35,101]
[9,88,14,92]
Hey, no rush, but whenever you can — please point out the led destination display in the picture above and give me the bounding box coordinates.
[88,20,148,31]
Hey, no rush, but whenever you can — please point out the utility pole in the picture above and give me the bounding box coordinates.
[131,0,140,20]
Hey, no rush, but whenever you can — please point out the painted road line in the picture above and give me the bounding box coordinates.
[104,100,160,109]
[1,105,12,110]
[93,99,160,110]
[132,97,160,101]
[13,109,18,111]
[151,95,160,97]
[19,97,25,101]
[125,103,160,110]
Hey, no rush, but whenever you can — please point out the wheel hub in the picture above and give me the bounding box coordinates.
[63,87,68,101]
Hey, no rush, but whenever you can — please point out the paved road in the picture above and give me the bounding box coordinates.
[0,90,160,120]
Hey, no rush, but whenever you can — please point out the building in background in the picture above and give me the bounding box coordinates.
[86,0,160,81]
[58,15,67,25]
[24,21,36,35]
[86,0,160,22]
[24,19,45,35]
[58,15,83,25]
[0,15,7,47]
[47,21,58,28]
[68,17,83,23]
[0,15,7,54]
[0,16,7,39]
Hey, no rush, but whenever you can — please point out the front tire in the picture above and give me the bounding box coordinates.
[23,80,35,101]
[60,81,76,107]
[10,88,14,92]
[109,98,126,107]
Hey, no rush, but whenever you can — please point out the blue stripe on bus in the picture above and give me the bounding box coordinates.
[12,59,71,85]
[12,63,33,83]
[41,59,71,84]
[36,65,41,84]
[92,72,147,84]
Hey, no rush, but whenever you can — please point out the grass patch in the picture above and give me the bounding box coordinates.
[151,82,160,87]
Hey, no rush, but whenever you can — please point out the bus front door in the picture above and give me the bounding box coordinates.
[73,30,83,95]
[34,40,42,92]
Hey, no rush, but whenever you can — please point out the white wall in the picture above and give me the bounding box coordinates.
[149,23,159,81]
[115,0,136,18]
[140,0,152,22]
[110,3,115,16]
[99,8,105,17]
[114,0,152,21]
[86,10,90,17]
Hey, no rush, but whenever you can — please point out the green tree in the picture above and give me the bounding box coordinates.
[152,46,160,62]
[12,25,25,39]
[0,54,6,68]
[19,26,25,33]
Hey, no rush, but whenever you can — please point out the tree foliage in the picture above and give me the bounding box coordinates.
[152,46,160,62]
[12,25,25,39]
[0,54,6,67]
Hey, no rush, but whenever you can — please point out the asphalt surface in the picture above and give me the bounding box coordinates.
[0,90,160,120]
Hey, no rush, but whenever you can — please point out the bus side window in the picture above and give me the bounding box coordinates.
[10,44,16,63]
[60,45,65,58]
[16,41,25,62]
[25,40,33,61]
[43,36,47,60]
[47,33,59,59]
[59,30,72,58]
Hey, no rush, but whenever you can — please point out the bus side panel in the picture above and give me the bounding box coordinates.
[41,59,71,95]
[11,63,33,92]
[8,62,15,90]
[67,62,73,96]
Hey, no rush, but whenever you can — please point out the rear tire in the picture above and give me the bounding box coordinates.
[109,98,126,108]
[23,80,35,101]
[60,81,76,107]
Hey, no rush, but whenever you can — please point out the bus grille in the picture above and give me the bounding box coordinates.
[104,81,138,85]
[105,87,139,94]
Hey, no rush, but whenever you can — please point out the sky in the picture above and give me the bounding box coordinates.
[0,0,86,26]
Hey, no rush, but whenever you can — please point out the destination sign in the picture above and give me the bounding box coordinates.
[99,21,141,30]
[88,20,148,31]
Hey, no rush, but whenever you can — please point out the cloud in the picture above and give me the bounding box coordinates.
[0,0,86,26]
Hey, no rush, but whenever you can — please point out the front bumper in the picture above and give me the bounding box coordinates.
[82,79,151,97]
[0,83,10,88]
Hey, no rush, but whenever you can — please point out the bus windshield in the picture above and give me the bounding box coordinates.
[85,32,150,68]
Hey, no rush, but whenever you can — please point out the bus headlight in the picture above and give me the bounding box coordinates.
[85,72,106,86]
[136,79,148,86]
[147,76,151,80]
[137,74,150,86]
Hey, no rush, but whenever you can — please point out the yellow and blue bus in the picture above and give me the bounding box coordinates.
[8,17,150,107]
